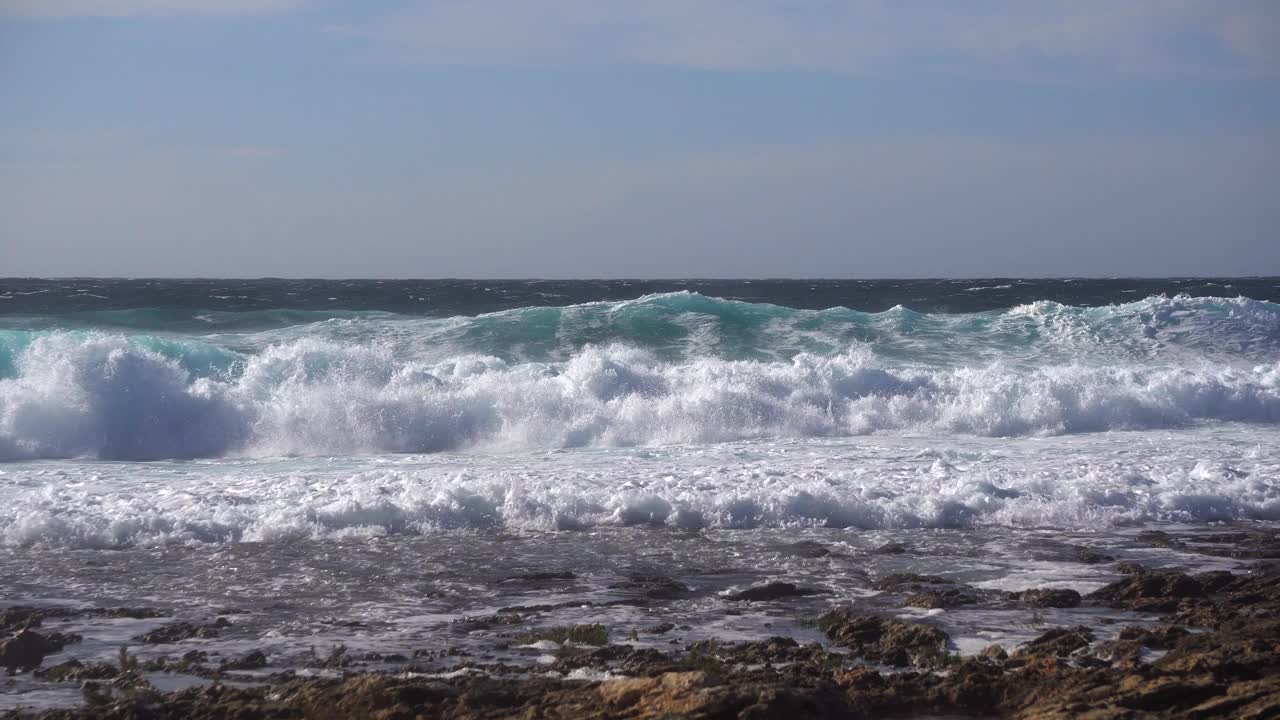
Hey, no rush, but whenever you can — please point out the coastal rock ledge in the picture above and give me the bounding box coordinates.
[3,565,1278,720]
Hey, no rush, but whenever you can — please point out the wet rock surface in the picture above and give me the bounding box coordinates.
[132,618,232,644]
[726,582,826,602]
[818,608,952,668]
[1012,587,1083,608]
[13,599,1279,720]
[1,631,47,672]
[5,530,1280,719]
[607,575,691,600]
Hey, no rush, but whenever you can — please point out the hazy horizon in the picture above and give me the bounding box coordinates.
[4,274,1280,281]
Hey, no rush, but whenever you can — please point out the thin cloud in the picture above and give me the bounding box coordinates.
[350,0,1280,78]
[0,0,301,18]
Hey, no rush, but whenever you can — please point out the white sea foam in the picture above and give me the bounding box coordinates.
[1,333,1279,461]
[2,430,1277,548]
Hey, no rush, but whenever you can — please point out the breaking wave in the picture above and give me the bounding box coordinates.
[1,327,1278,461]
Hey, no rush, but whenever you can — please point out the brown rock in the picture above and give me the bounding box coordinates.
[1087,571,1204,613]
[980,644,1008,661]
[1016,626,1094,659]
[819,609,952,668]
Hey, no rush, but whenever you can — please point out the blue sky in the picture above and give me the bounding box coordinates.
[2,0,1278,277]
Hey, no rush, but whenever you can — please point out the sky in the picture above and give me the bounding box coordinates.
[1,1,1278,278]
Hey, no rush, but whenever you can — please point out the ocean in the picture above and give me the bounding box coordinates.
[2,277,1278,710]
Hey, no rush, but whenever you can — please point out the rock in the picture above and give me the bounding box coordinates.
[727,582,825,602]
[784,541,831,558]
[0,608,44,634]
[1154,618,1280,678]
[1117,625,1190,649]
[2,606,165,636]
[875,542,908,554]
[222,650,268,670]
[1114,561,1146,575]
[1087,571,1205,613]
[980,644,1008,661]
[608,575,690,600]
[456,613,524,631]
[645,622,675,635]
[519,624,609,646]
[41,631,83,653]
[13,567,1278,720]
[0,629,47,671]
[1112,672,1221,711]
[1137,530,1184,549]
[1072,546,1114,564]
[133,618,231,644]
[870,573,951,591]
[904,589,977,609]
[1194,570,1237,593]
[595,671,724,717]
[1016,626,1094,658]
[819,609,952,668]
[1012,588,1082,608]
[11,603,1280,720]
[35,659,118,682]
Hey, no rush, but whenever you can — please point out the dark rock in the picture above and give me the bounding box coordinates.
[518,624,608,646]
[727,582,825,602]
[40,631,84,653]
[608,575,690,600]
[875,542,907,555]
[645,623,675,635]
[133,618,231,644]
[1195,570,1237,593]
[870,573,950,591]
[35,659,119,682]
[1072,546,1114,564]
[784,541,831,558]
[0,629,46,671]
[0,607,44,634]
[1013,588,1082,608]
[905,589,977,609]
[1137,530,1183,549]
[2,606,165,636]
[222,650,268,670]
[457,613,524,631]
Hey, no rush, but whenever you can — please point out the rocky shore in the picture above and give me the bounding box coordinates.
[3,529,1278,719]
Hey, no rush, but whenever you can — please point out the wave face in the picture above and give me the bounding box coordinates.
[1,293,1279,461]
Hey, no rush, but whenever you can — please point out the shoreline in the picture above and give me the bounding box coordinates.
[3,527,1277,719]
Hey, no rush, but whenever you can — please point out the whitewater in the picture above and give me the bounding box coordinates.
[1,287,1278,547]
